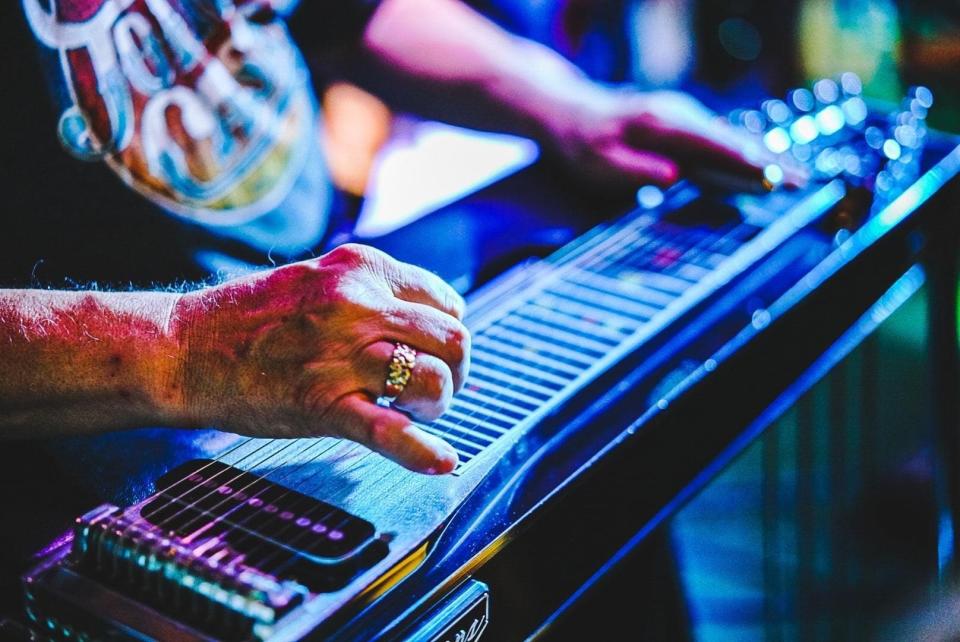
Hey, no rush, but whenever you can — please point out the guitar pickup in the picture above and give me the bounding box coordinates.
[23,460,389,641]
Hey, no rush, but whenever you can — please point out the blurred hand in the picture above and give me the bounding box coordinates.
[546,86,807,190]
[169,244,469,475]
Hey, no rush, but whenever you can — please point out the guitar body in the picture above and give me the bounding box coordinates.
[5,84,960,641]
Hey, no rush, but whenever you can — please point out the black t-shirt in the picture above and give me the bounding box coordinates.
[0,1,379,288]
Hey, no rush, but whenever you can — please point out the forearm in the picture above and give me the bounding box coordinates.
[354,0,599,145]
[0,290,182,437]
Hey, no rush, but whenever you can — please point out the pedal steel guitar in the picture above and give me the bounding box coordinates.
[8,78,960,641]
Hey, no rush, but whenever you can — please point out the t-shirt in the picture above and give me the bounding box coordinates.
[0,1,379,287]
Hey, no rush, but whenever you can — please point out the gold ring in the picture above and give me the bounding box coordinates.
[378,343,417,406]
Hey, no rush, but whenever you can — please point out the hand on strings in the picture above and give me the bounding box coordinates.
[544,86,808,190]
[169,244,468,475]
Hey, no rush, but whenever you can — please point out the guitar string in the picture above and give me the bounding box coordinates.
[124,197,756,594]
[253,208,694,572]
[125,438,325,546]
[223,442,407,576]
[211,211,658,568]
[169,437,346,543]
[149,430,392,561]
[124,196,709,572]
[111,436,281,552]
[130,197,737,576]
[121,438,354,567]
[169,436,360,557]
[261,199,788,576]
[253,430,432,576]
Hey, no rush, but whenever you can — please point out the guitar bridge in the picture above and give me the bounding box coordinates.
[23,460,390,640]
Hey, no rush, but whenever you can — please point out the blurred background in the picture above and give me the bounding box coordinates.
[322,0,960,199]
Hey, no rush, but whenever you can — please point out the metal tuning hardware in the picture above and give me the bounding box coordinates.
[733,74,932,224]
[22,460,389,641]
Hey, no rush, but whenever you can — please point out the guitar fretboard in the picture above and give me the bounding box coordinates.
[418,210,765,472]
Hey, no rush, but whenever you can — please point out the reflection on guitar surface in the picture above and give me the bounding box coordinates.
[15,78,960,641]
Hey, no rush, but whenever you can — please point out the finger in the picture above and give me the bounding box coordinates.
[360,342,454,422]
[602,143,680,187]
[708,122,810,187]
[695,125,810,189]
[386,261,466,321]
[623,94,765,173]
[628,111,808,188]
[329,392,459,474]
[659,121,765,175]
[373,301,470,391]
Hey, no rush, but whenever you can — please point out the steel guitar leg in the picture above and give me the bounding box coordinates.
[928,217,960,582]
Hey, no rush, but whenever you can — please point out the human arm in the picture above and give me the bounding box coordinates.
[326,0,801,187]
[0,244,468,475]
[0,289,182,438]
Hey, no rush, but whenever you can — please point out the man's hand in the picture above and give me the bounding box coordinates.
[0,245,468,476]
[543,87,806,189]
[171,244,468,475]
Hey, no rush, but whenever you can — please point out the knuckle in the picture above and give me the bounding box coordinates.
[366,417,396,450]
[420,366,448,402]
[327,243,366,264]
[416,402,445,423]
[445,288,466,318]
[445,323,471,363]
[330,243,391,270]
[266,262,315,295]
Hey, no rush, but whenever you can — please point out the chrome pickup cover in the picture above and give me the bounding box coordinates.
[63,460,389,639]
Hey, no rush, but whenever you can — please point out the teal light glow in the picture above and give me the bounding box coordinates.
[882,139,902,160]
[878,181,925,228]
[789,115,819,145]
[874,151,954,231]
[637,185,665,209]
[815,105,845,136]
[763,127,792,154]
[841,97,868,126]
[764,164,785,186]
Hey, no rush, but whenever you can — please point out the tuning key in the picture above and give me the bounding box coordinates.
[813,78,840,105]
[762,99,793,126]
[738,109,766,134]
[840,72,863,96]
[789,88,816,113]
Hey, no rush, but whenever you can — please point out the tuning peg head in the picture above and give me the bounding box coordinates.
[813,78,840,104]
[789,88,816,113]
[839,72,863,97]
[762,99,793,125]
